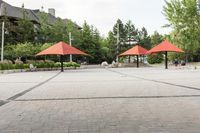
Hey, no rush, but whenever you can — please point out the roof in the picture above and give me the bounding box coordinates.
[0,0,39,23]
[0,0,81,29]
[147,40,184,54]
[32,9,57,25]
[36,41,88,56]
[119,45,148,56]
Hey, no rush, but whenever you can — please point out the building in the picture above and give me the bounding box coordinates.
[0,0,81,29]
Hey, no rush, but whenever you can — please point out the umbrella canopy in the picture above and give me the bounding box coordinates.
[147,40,184,54]
[119,45,148,56]
[36,41,88,56]
[147,40,184,69]
[118,45,148,68]
[36,41,88,72]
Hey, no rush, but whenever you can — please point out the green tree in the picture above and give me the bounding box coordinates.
[36,11,52,43]
[80,21,103,63]
[150,31,163,45]
[147,31,164,64]
[0,6,19,44]
[138,27,152,49]
[113,19,131,54]
[163,0,200,61]
[105,31,117,61]
[50,18,68,42]
[16,5,35,43]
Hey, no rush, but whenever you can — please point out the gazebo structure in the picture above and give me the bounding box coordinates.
[147,40,184,69]
[118,45,148,68]
[36,41,88,72]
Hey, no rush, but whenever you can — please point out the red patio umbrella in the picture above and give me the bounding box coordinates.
[118,45,148,68]
[147,40,184,69]
[36,41,88,72]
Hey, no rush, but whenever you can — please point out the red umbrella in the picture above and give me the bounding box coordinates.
[36,41,88,72]
[147,40,184,69]
[118,45,148,68]
[36,41,88,56]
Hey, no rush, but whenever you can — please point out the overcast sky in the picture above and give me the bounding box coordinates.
[6,0,172,36]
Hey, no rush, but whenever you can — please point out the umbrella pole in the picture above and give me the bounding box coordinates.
[128,56,130,63]
[137,55,139,68]
[60,55,64,72]
[165,51,168,69]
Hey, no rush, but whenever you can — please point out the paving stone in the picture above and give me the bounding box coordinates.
[0,68,200,132]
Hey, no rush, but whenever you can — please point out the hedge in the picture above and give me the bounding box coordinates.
[0,61,80,70]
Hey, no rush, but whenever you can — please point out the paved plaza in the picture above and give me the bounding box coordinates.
[0,67,200,133]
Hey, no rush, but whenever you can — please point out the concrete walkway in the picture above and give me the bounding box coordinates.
[0,68,200,133]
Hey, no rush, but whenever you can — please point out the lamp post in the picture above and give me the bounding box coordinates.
[116,23,120,62]
[69,32,72,62]
[1,21,5,62]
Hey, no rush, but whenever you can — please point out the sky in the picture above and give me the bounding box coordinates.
[5,0,172,36]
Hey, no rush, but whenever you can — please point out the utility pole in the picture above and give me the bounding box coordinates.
[69,32,72,62]
[1,21,5,62]
[128,26,131,63]
[116,23,120,62]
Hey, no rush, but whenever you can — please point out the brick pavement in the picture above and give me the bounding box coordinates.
[0,68,200,133]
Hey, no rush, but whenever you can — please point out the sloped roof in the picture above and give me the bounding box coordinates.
[0,0,39,23]
[147,40,184,54]
[119,45,148,56]
[0,0,82,29]
[36,41,88,56]
[32,9,57,25]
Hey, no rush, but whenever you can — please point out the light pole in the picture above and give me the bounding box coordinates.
[1,21,5,62]
[116,23,120,62]
[69,32,72,62]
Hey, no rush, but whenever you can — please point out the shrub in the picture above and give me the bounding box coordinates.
[15,63,24,69]
[0,60,80,70]
[147,53,163,64]
[23,64,29,69]
[55,62,61,68]
[64,62,80,68]
[0,60,13,70]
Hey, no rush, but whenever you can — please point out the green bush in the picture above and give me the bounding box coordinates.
[168,52,185,61]
[15,64,24,69]
[0,60,80,70]
[35,62,44,68]
[55,62,61,68]
[147,53,163,64]
[64,62,80,68]
[0,60,13,70]
[0,63,22,70]
[23,64,29,69]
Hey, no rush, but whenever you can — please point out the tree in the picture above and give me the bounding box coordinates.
[50,18,68,42]
[16,4,35,43]
[66,19,82,48]
[80,21,104,63]
[138,27,152,49]
[147,31,164,64]
[150,31,163,46]
[163,0,200,61]
[0,6,19,44]
[36,11,52,43]
[112,19,127,54]
[105,31,117,62]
